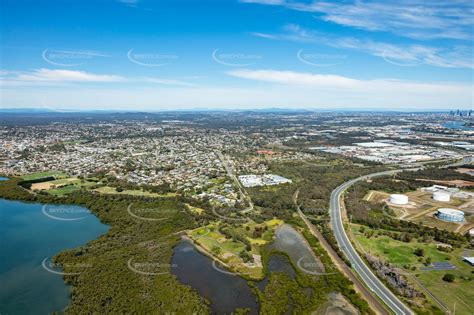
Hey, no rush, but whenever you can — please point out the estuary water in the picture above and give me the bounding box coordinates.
[443,121,474,131]
[170,224,323,314]
[0,197,108,314]
[171,239,259,314]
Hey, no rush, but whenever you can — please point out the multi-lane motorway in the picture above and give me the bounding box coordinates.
[330,170,414,315]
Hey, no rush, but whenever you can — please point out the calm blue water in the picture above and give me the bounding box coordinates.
[443,121,474,131]
[0,198,108,315]
[170,225,318,314]
[270,224,325,274]
[171,239,259,314]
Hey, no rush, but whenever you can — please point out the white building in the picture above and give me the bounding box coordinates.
[239,174,292,188]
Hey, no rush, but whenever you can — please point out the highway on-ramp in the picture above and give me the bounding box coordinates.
[330,170,414,315]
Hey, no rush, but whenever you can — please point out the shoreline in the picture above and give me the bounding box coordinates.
[0,197,109,314]
[182,234,264,280]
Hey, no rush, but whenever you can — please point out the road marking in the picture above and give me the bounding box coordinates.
[330,170,413,315]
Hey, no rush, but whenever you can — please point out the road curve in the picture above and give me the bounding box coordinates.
[330,170,414,315]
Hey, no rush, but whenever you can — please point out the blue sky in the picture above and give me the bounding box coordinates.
[0,0,473,110]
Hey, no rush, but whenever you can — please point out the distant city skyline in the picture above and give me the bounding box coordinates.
[1,0,473,110]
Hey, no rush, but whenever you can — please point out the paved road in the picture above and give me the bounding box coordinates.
[217,152,254,212]
[294,190,389,315]
[441,155,473,168]
[330,170,414,315]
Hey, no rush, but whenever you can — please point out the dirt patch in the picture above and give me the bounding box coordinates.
[416,178,474,187]
[31,182,54,190]
[456,168,474,176]
[315,292,360,315]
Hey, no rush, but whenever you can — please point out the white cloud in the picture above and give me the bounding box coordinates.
[253,24,474,69]
[228,69,358,88]
[12,69,125,82]
[250,32,278,39]
[1,70,471,110]
[227,68,472,97]
[0,69,195,87]
[244,0,474,41]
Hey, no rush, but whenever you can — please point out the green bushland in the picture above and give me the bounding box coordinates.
[253,246,372,315]
[0,178,209,314]
[94,186,176,198]
[345,177,468,247]
[249,216,373,315]
[19,176,56,189]
[248,158,386,221]
[0,157,391,315]
[352,224,473,315]
[344,171,471,314]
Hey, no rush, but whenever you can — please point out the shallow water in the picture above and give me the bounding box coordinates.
[171,224,325,314]
[171,238,259,314]
[443,121,473,130]
[270,224,325,275]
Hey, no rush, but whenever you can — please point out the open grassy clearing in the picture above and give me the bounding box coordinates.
[364,189,473,233]
[240,219,283,246]
[20,171,67,181]
[31,177,86,190]
[191,226,246,256]
[189,224,262,278]
[47,185,82,197]
[94,186,176,198]
[188,219,283,279]
[409,215,467,233]
[31,178,98,197]
[27,175,178,199]
[185,204,205,215]
[350,224,474,315]
[363,190,389,202]
[415,262,474,315]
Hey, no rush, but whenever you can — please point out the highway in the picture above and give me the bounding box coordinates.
[441,155,473,168]
[330,170,414,315]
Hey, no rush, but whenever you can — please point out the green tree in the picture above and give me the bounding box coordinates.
[211,246,221,256]
[442,274,455,282]
[414,248,424,257]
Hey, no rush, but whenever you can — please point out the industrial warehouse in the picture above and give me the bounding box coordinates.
[238,174,292,188]
[311,140,463,164]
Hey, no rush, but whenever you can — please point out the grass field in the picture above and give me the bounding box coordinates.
[187,220,283,279]
[46,181,97,197]
[185,204,205,215]
[31,177,82,190]
[189,225,246,257]
[94,186,176,198]
[240,218,283,246]
[21,171,67,181]
[351,224,474,314]
[188,224,263,278]
[47,185,81,197]
[29,177,98,197]
[364,189,473,233]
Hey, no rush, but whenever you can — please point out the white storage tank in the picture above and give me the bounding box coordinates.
[433,191,450,202]
[389,194,408,205]
[436,208,464,222]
